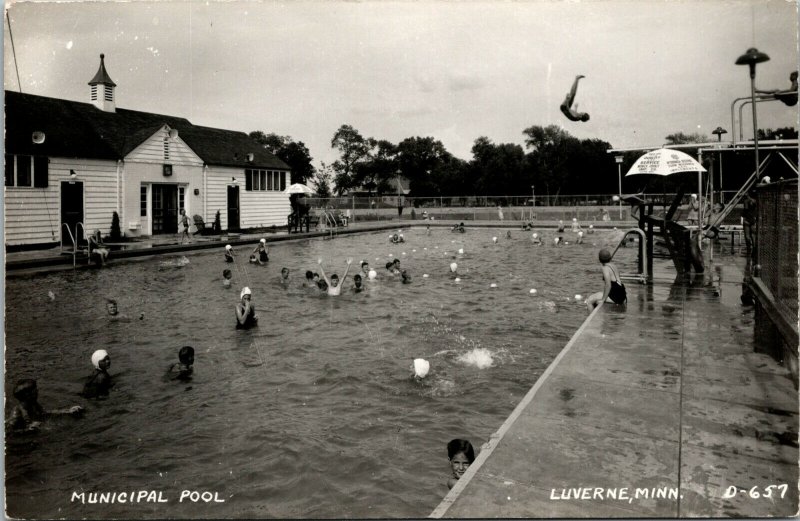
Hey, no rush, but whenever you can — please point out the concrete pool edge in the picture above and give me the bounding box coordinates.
[429,303,604,519]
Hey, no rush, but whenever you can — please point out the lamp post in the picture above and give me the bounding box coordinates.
[615,155,624,219]
[736,48,770,181]
[711,126,728,203]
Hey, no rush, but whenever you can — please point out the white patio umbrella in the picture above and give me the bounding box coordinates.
[284,183,314,195]
[625,148,707,223]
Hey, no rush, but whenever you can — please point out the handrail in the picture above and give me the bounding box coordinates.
[609,228,648,282]
[61,223,77,268]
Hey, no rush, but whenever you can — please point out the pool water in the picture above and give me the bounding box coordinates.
[5,227,636,519]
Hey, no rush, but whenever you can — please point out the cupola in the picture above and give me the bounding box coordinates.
[88,53,117,112]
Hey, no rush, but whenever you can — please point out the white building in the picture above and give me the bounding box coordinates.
[5,54,291,248]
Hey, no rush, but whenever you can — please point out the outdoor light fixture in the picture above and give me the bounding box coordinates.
[31,131,46,144]
[712,127,727,142]
[69,169,78,183]
[736,47,770,180]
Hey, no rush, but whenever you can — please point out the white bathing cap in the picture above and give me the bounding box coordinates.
[492,237,498,243]
[589,225,593,229]
[532,233,538,239]
[572,218,577,222]
[450,262,458,272]
[578,231,583,236]
[413,358,430,378]
[240,287,252,299]
[91,349,109,369]
[225,245,232,251]
[260,238,266,244]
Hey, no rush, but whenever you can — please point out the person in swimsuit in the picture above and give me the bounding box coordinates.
[317,258,352,296]
[560,75,590,122]
[167,346,194,380]
[687,194,700,226]
[106,298,139,321]
[303,270,316,289]
[223,269,232,288]
[446,439,475,489]
[179,209,191,244]
[532,233,542,245]
[7,379,83,432]
[400,269,412,284]
[279,267,291,287]
[235,287,258,329]
[224,244,235,263]
[82,350,114,399]
[359,261,371,281]
[585,249,627,312]
[352,274,364,293]
[88,229,110,266]
[252,239,269,264]
[757,70,798,107]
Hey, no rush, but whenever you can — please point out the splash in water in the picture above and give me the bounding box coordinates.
[458,347,494,369]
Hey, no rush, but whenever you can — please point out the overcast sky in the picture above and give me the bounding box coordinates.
[4,1,798,169]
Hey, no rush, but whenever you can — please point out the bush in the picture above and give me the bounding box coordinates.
[110,211,122,240]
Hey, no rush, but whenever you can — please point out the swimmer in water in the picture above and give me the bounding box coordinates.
[82,350,114,399]
[576,231,584,244]
[279,267,291,287]
[557,220,565,233]
[167,346,194,381]
[252,239,269,264]
[303,270,315,289]
[447,439,476,489]
[391,233,401,244]
[506,230,512,239]
[585,248,627,312]
[6,379,83,432]
[223,269,232,288]
[317,279,328,292]
[560,75,590,122]
[235,287,259,329]
[106,298,139,321]
[587,224,595,235]
[360,260,370,278]
[224,244,235,263]
[426,225,431,236]
[554,236,563,247]
[317,257,353,296]
[571,218,583,233]
[532,233,542,246]
[352,274,364,293]
[401,269,412,284]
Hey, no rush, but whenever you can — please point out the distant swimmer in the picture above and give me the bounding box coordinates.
[386,261,400,276]
[571,218,582,233]
[447,439,475,489]
[235,287,258,329]
[82,350,114,399]
[317,257,353,296]
[252,239,269,264]
[7,379,83,432]
[401,269,412,284]
[557,220,565,233]
[167,346,194,381]
[223,269,232,288]
[360,261,371,280]
[106,298,141,321]
[224,245,235,263]
[532,233,542,245]
[506,230,512,239]
[303,270,315,289]
[279,267,291,287]
[352,274,364,293]
[560,75,590,122]
[576,231,584,244]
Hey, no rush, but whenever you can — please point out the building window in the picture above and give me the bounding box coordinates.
[260,171,267,190]
[246,169,271,191]
[267,170,273,190]
[252,170,260,190]
[5,155,48,188]
[140,186,148,217]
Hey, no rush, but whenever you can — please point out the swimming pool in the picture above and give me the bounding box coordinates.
[5,227,637,518]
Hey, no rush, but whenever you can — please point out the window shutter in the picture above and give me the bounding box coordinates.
[245,170,252,191]
[33,156,48,187]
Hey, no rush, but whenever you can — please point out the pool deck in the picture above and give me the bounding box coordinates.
[431,250,798,518]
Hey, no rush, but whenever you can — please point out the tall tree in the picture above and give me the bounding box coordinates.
[249,131,316,184]
[355,139,398,195]
[312,162,334,198]
[522,125,580,201]
[664,131,709,145]
[396,136,453,197]
[330,125,372,195]
[469,137,527,197]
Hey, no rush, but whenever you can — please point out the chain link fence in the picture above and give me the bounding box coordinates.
[755,179,798,316]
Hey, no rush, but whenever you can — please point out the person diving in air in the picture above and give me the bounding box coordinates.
[560,75,590,122]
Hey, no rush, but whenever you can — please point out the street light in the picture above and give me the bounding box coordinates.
[736,47,770,181]
[712,126,728,203]
[615,155,624,219]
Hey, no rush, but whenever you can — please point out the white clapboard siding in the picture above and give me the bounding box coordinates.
[206,167,291,230]
[5,158,119,245]
[126,126,204,166]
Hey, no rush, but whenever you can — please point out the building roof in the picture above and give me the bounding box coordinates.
[87,54,117,87]
[5,91,290,170]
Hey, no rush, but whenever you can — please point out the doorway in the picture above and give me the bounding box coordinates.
[152,184,178,234]
[227,185,240,231]
[60,181,84,247]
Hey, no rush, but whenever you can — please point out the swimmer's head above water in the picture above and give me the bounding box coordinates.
[353,274,363,288]
[91,349,111,371]
[179,346,195,366]
[598,248,612,264]
[13,378,38,401]
[106,299,118,316]
[240,287,252,301]
[281,267,290,278]
[330,274,340,287]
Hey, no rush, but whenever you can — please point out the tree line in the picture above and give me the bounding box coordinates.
[250,125,797,199]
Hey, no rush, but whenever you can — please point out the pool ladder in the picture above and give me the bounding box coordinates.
[61,222,90,268]
[609,228,649,283]
[321,211,337,239]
